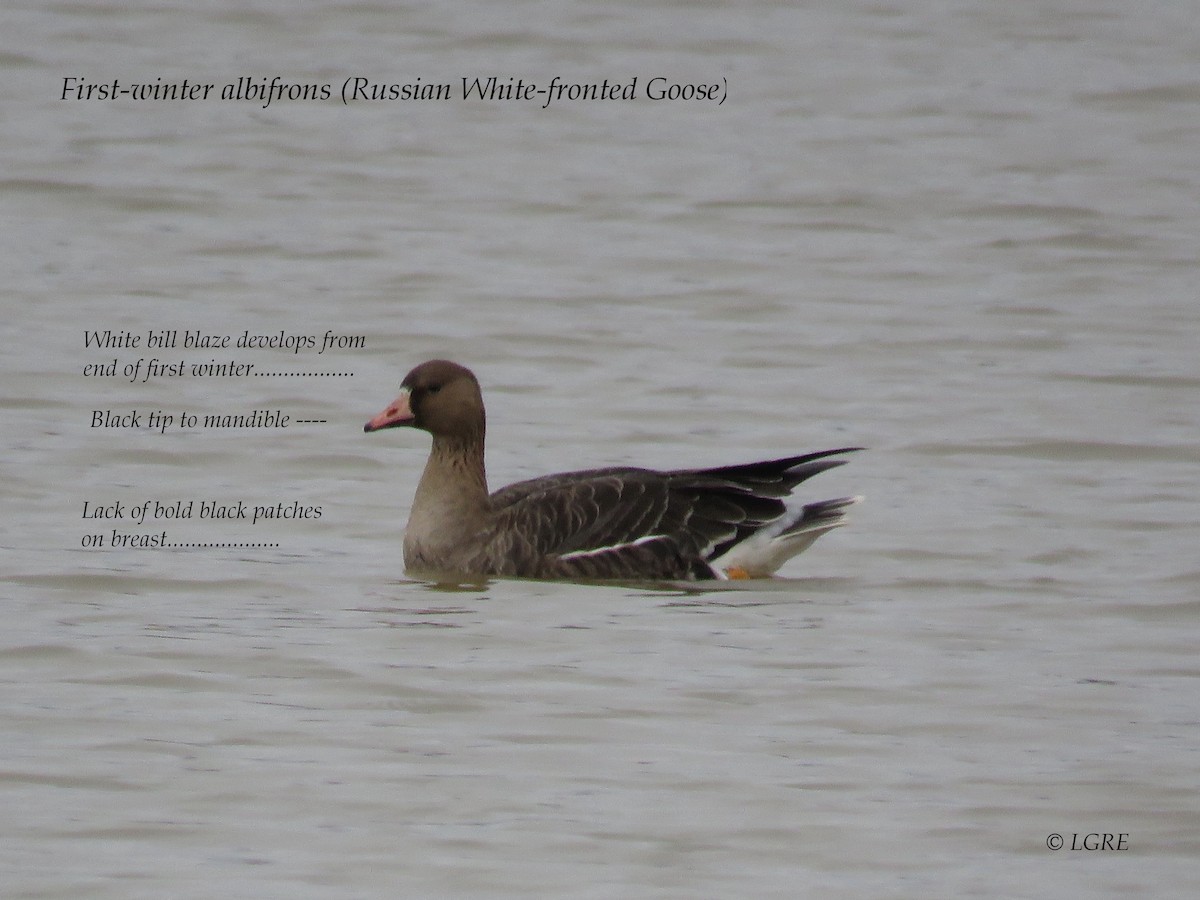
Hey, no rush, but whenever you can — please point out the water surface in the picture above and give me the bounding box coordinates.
[4,1,1199,897]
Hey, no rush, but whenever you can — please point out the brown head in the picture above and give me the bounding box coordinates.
[363,360,485,442]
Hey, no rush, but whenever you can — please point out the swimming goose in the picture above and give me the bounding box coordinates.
[365,360,860,581]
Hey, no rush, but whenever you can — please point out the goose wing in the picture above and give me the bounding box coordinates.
[476,448,860,579]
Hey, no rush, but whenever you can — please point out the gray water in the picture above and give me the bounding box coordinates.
[4,1,1199,897]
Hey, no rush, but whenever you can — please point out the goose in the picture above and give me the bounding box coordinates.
[365,360,860,581]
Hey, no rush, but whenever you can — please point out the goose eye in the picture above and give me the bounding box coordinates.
[426,383,442,395]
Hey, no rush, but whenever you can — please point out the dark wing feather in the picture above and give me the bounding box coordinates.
[687,448,863,494]
[482,470,686,578]
[474,448,862,580]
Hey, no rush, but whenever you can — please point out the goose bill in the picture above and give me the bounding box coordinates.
[364,389,415,432]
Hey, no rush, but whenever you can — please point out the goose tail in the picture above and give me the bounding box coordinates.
[709,495,862,579]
